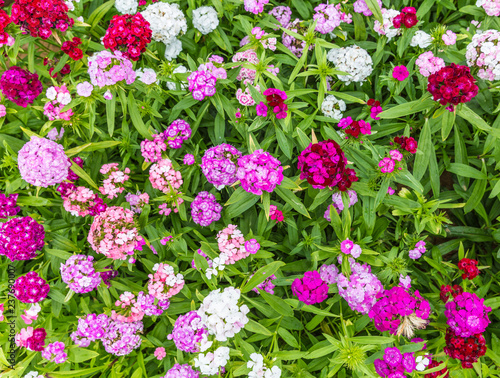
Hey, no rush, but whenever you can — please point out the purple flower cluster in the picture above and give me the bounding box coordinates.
[18,136,71,187]
[0,66,43,107]
[13,271,50,303]
[0,216,45,261]
[319,264,339,284]
[60,255,102,294]
[369,286,431,338]
[374,347,416,378]
[162,364,200,378]
[188,69,217,101]
[336,260,384,314]
[167,311,208,353]
[251,274,277,295]
[42,341,67,364]
[141,133,167,163]
[292,270,329,305]
[88,50,136,88]
[164,119,192,149]
[0,193,20,218]
[191,191,222,227]
[313,3,341,34]
[201,144,242,190]
[269,6,292,28]
[100,267,118,288]
[101,318,143,356]
[71,313,110,347]
[236,149,284,195]
[444,292,491,337]
[324,190,359,220]
[409,241,426,260]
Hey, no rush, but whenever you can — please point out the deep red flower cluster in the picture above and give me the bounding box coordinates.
[440,284,464,303]
[62,37,83,60]
[427,64,478,108]
[44,58,71,78]
[263,88,288,119]
[298,139,358,191]
[0,10,11,45]
[424,360,449,378]
[367,98,383,120]
[26,328,47,351]
[11,0,74,40]
[393,7,418,29]
[0,66,43,108]
[458,258,479,280]
[393,136,418,154]
[103,14,152,61]
[444,328,486,368]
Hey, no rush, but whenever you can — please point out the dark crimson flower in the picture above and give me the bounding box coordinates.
[298,139,358,191]
[11,0,74,39]
[100,267,119,288]
[0,9,11,43]
[427,63,478,108]
[103,14,152,61]
[262,88,288,119]
[393,136,418,154]
[458,258,480,280]
[424,360,449,378]
[0,67,43,108]
[439,284,464,303]
[62,37,83,60]
[444,329,486,369]
[338,117,372,139]
[26,328,47,351]
[393,7,418,29]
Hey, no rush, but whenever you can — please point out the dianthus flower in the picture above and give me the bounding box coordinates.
[374,8,401,41]
[0,216,45,261]
[247,353,282,378]
[244,0,269,14]
[282,19,313,58]
[336,259,384,314]
[149,158,183,193]
[320,264,339,284]
[313,3,341,34]
[444,292,491,337]
[379,157,396,173]
[475,0,500,16]
[250,273,277,295]
[44,84,74,121]
[411,30,433,48]
[164,119,191,148]
[184,154,195,165]
[111,291,165,322]
[197,287,249,341]
[16,327,47,351]
[193,6,219,35]
[269,204,284,222]
[458,258,480,280]
[408,240,426,259]
[187,69,217,101]
[191,191,222,227]
[98,163,131,199]
[327,45,373,85]
[88,206,141,260]
[103,13,152,61]
[324,190,358,220]
[215,224,260,266]
[0,193,20,218]
[135,67,158,85]
[262,88,287,119]
[340,239,362,258]
[167,311,209,353]
[444,328,486,368]
[269,6,292,28]
[100,267,118,288]
[147,263,184,301]
[0,67,43,108]
[236,149,283,195]
[427,64,478,108]
[42,342,67,364]
[466,29,500,81]
[232,50,259,82]
[0,9,10,43]
[292,270,329,305]
[71,313,110,347]
[440,284,464,303]
[393,65,409,81]
[236,86,257,106]
[394,135,418,154]
[88,50,136,88]
[62,186,107,217]
[368,286,431,338]
[353,0,382,16]
[367,99,383,120]
[424,360,449,378]
[201,144,241,190]
[125,191,149,214]
[415,51,446,77]
[23,371,44,378]
[61,36,83,60]
[60,255,102,293]
[393,7,418,28]
[11,0,74,39]
[162,364,200,378]
[338,117,371,138]
[321,95,346,120]
[141,2,187,46]
[194,347,230,376]
[76,81,94,97]
[13,271,50,303]
[374,347,416,377]
[158,190,184,216]
[141,133,167,163]
[298,139,358,191]
[442,30,457,46]
[101,319,143,356]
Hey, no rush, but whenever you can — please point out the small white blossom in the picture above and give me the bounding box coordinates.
[327,45,373,85]
[46,87,57,101]
[167,65,190,90]
[321,95,346,120]
[194,346,230,375]
[411,31,433,48]
[193,6,219,35]
[164,39,183,61]
[115,0,138,14]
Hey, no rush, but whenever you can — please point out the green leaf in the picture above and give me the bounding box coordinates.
[16,196,53,206]
[67,348,101,363]
[128,92,151,139]
[413,120,431,181]
[457,105,500,138]
[225,188,260,218]
[275,187,310,218]
[245,319,273,336]
[107,93,116,136]
[70,162,98,190]
[259,290,294,317]
[304,344,338,359]
[348,336,394,344]
[365,0,383,23]
[329,91,366,105]
[48,367,106,377]
[88,0,116,28]
[275,125,293,159]
[66,141,121,156]
[278,327,299,348]
[378,98,435,119]
[241,261,285,293]
[441,109,455,141]
[464,162,487,213]
[448,163,487,180]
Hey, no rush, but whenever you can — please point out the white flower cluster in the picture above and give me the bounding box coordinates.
[166,65,190,90]
[115,0,138,14]
[327,45,373,85]
[321,95,346,120]
[411,30,433,48]
[193,6,219,35]
[23,372,44,378]
[141,2,187,60]
[193,346,230,376]
[466,29,500,81]
[373,8,401,41]
[247,353,282,378]
[135,68,158,85]
[197,287,249,342]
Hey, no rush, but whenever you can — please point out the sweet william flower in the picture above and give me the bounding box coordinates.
[292,271,328,305]
[393,65,409,81]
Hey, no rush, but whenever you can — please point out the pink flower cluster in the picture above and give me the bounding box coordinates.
[98,163,130,199]
[42,342,67,364]
[319,264,339,285]
[162,364,200,378]
[87,206,141,260]
[0,193,20,218]
[0,216,45,261]
[415,51,445,77]
[147,263,185,301]
[353,0,382,16]
[149,158,183,193]
[164,119,191,148]
[409,241,426,259]
[476,0,500,16]
[60,255,102,293]
[374,347,416,377]
[158,191,184,216]
[125,191,150,214]
[43,84,73,121]
[269,204,284,222]
[191,191,222,227]
[16,327,46,351]
[313,3,341,34]
[13,271,50,303]
[18,136,71,187]
[236,149,284,195]
[71,313,109,347]
[201,144,242,190]
[292,270,329,305]
[324,190,358,220]
[444,292,491,337]
[216,224,260,264]
[101,318,143,356]
[232,50,259,83]
[269,6,292,28]
[188,69,217,101]
[466,29,500,81]
[111,291,165,322]
[340,239,362,258]
[167,310,209,353]
[0,66,43,107]
[141,133,166,163]
[243,0,269,14]
[379,150,403,174]
[88,50,136,88]
[62,185,107,217]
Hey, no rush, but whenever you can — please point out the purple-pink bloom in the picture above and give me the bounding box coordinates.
[393,65,409,81]
[291,270,329,305]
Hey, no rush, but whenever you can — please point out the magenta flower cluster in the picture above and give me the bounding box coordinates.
[236,149,284,195]
[291,270,329,305]
[13,271,50,303]
[141,133,167,163]
[444,292,491,337]
[0,193,20,218]
[0,216,45,261]
[164,119,192,149]
[374,347,416,377]
[42,341,67,364]
[201,144,242,190]
[0,66,43,107]
[18,136,71,187]
[162,364,200,378]
[167,310,209,353]
[60,254,102,294]
[191,191,222,227]
[188,69,217,101]
[62,185,107,217]
[71,313,110,347]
